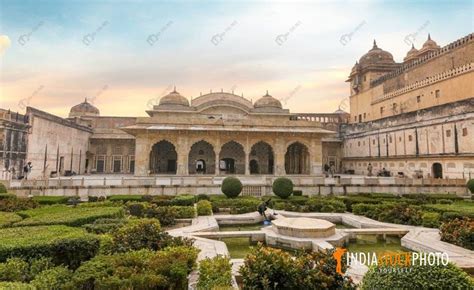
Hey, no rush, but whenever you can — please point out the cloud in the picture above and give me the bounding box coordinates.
[0,35,11,56]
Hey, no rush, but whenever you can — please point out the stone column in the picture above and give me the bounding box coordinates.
[244,138,250,175]
[311,138,323,176]
[134,135,150,176]
[274,139,286,176]
[215,148,221,175]
[176,135,189,175]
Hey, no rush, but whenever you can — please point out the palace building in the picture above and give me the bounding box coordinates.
[0,33,472,180]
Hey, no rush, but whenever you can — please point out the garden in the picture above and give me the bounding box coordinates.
[0,177,472,289]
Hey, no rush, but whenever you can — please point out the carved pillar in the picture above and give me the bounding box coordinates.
[134,135,150,176]
[176,134,189,175]
[311,137,323,175]
[244,136,250,175]
[274,139,286,175]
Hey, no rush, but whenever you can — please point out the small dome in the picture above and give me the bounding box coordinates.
[422,34,439,50]
[254,91,282,109]
[159,88,189,107]
[69,98,100,118]
[334,108,348,114]
[404,44,419,62]
[359,40,395,67]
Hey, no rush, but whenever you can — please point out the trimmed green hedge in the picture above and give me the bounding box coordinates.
[198,256,232,290]
[171,194,196,206]
[0,225,100,269]
[361,263,474,290]
[32,196,69,205]
[0,198,38,212]
[108,195,143,202]
[172,206,196,219]
[468,179,474,193]
[15,205,124,227]
[0,193,15,200]
[0,183,7,194]
[197,200,212,216]
[0,212,22,228]
[211,195,260,214]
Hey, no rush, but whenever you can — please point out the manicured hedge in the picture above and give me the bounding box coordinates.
[211,195,260,214]
[172,206,196,218]
[198,255,232,290]
[197,200,212,216]
[361,263,474,290]
[108,195,144,202]
[0,225,100,269]
[171,194,196,206]
[0,193,15,200]
[468,179,474,193]
[15,205,124,227]
[0,183,7,194]
[71,247,198,289]
[272,177,293,199]
[0,197,38,212]
[221,177,243,198]
[0,212,22,228]
[82,218,127,234]
[32,196,69,205]
[440,218,474,250]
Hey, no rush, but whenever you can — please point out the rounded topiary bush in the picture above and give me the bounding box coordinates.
[272,177,294,199]
[467,179,474,194]
[221,177,242,198]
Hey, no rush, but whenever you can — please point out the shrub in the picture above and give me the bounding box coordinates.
[272,177,293,199]
[145,205,177,226]
[127,202,147,217]
[0,257,30,282]
[240,245,355,289]
[0,198,38,212]
[467,179,474,193]
[437,199,453,204]
[87,196,98,202]
[196,200,212,216]
[32,196,69,205]
[211,196,260,214]
[361,263,474,290]
[108,195,143,202]
[30,266,72,289]
[196,194,210,201]
[171,194,196,206]
[16,205,124,227]
[197,255,232,290]
[141,195,153,202]
[71,247,198,289]
[0,193,15,200]
[441,211,463,221]
[82,218,127,234]
[0,212,22,228]
[0,183,7,194]
[172,206,196,219]
[151,195,174,206]
[421,212,440,228]
[440,218,474,250]
[0,282,34,289]
[221,177,242,198]
[292,190,303,196]
[107,218,193,253]
[0,225,99,269]
[306,198,346,213]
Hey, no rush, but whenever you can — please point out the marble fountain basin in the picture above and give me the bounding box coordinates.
[271,217,336,238]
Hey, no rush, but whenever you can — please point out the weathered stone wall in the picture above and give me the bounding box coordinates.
[26,108,92,178]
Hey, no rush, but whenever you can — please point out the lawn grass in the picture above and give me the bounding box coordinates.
[15,205,124,227]
[423,201,474,216]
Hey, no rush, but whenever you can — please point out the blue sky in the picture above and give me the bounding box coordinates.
[0,0,472,116]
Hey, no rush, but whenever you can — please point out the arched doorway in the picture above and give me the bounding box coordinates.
[432,163,443,179]
[249,160,259,174]
[219,141,245,174]
[149,140,177,174]
[250,141,274,174]
[188,141,215,174]
[285,142,310,174]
